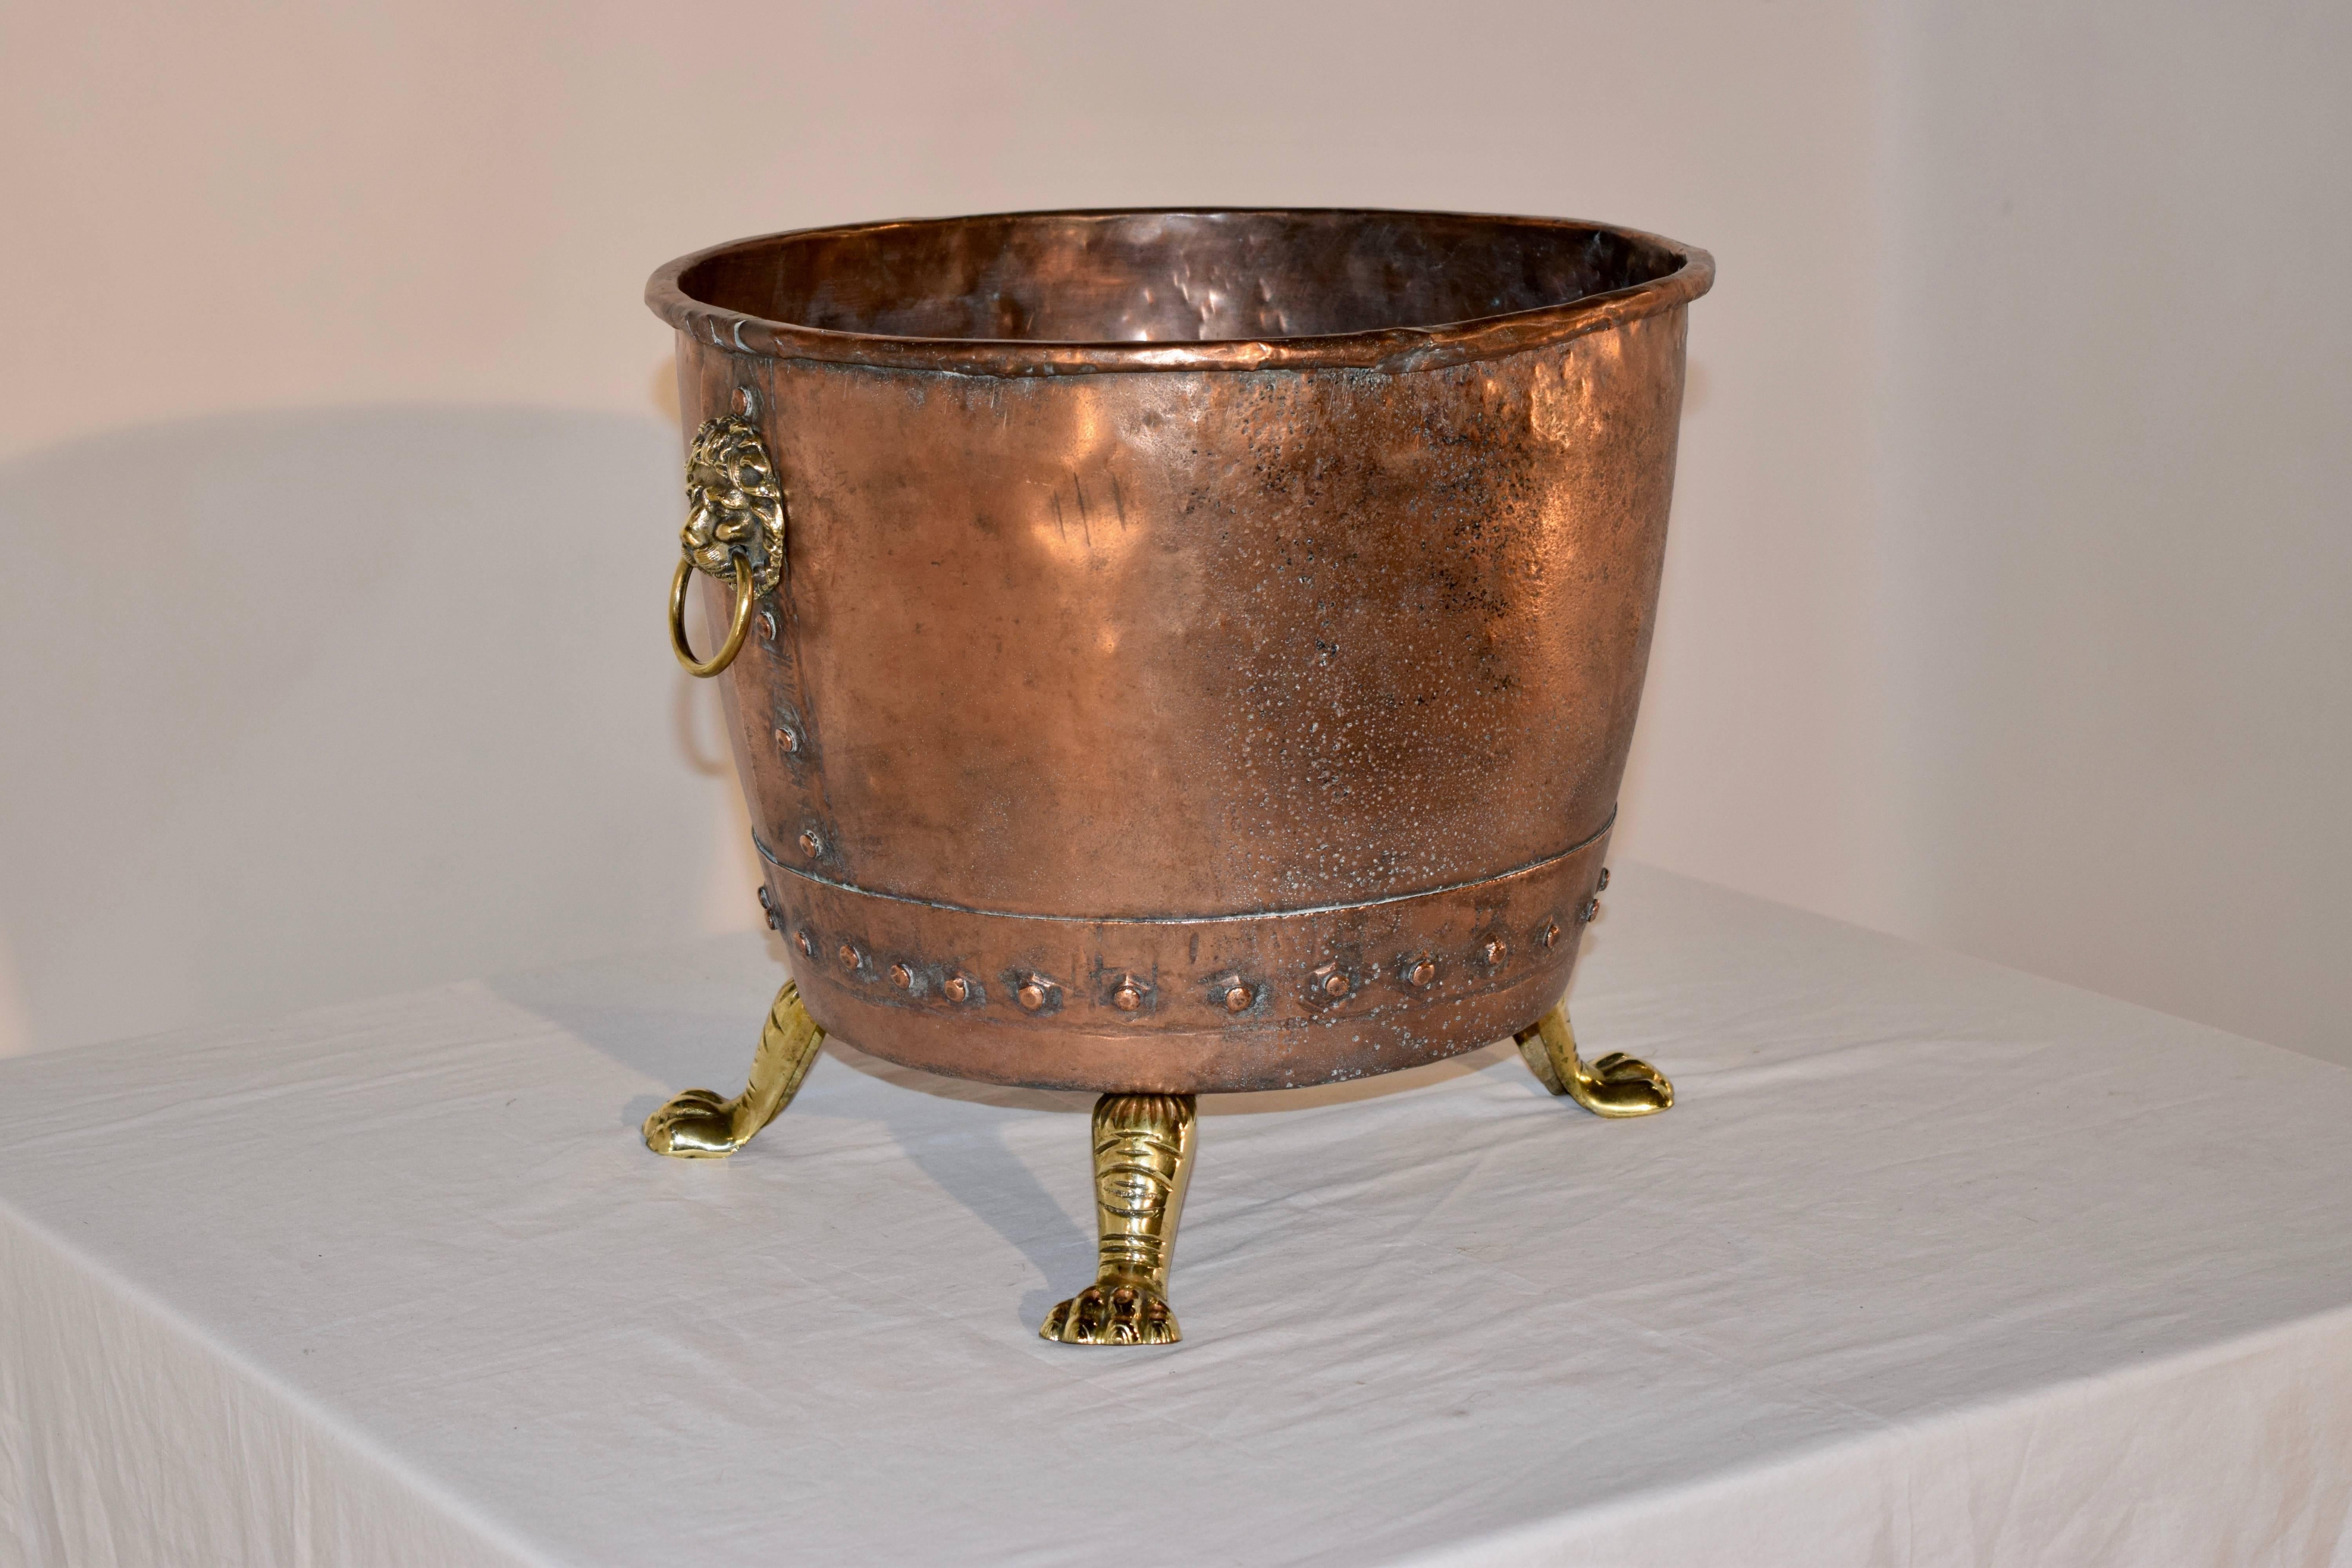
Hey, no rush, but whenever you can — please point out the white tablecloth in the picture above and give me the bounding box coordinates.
[3,865,2348,1566]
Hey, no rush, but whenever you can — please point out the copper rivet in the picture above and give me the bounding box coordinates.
[1539,920,1559,949]
[1409,957,1437,987]
[1483,938,1507,966]
[1580,898,1601,923]
[1018,980,1048,1011]
[1224,982,1253,1013]
[764,910,777,930]
[838,942,860,971]
[794,928,815,957]
[944,975,971,1003]
[891,963,914,989]
[1322,970,1349,998]
[1598,866,1611,891]
[799,828,822,857]
[774,726,797,753]
[732,387,757,416]
[1114,980,1144,1012]
[756,885,773,911]
[757,609,778,643]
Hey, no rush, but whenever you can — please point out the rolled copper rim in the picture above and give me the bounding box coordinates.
[646,207,1714,377]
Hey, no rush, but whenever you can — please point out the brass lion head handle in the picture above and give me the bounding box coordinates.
[668,396,786,677]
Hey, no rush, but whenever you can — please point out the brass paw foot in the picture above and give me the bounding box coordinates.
[1515,1002,1674,1118]
[1039,1280,1180,1345]
[642,980,826,1157]
[1040,1094,1195,1346]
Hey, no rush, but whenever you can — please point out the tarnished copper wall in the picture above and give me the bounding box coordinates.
[650,211,1711,1091]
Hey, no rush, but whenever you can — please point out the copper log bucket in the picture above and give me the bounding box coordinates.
[642,209,1710,1343]
[646,209,1711,1095]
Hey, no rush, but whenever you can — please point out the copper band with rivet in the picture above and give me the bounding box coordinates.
[793,929,815,957]
[837,942,860,971]
[799,828,823,858]
[1223,982,1254,1013]
[751,823,1613,1082]
[944,975,973,1004]
[891,963,914,989]
[1018,979,1049,1011]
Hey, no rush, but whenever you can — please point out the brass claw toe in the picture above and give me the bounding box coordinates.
[1039,1094,1196,1347]
[1573,1051,1675,1116]
[1039,1280,1181,1346]
[641,1091,750,1157]
[1516,1003,1674,1118]
[641,980,826,1158]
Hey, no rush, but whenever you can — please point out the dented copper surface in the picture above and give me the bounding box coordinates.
[647,209,1711,1092]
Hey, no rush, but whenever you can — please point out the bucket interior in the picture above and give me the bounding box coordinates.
[674,211,1684,345]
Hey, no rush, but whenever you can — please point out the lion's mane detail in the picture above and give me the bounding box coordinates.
[680,414,786,595]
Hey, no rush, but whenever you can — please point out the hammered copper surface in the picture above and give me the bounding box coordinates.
[647,210,1711,1092]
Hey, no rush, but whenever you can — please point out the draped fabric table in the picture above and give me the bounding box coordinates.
[4,866,2349,1567]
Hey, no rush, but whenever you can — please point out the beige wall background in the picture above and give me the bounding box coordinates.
[1,0,2344,1067]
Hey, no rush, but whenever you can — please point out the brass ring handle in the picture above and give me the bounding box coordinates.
[669,555,755,677]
